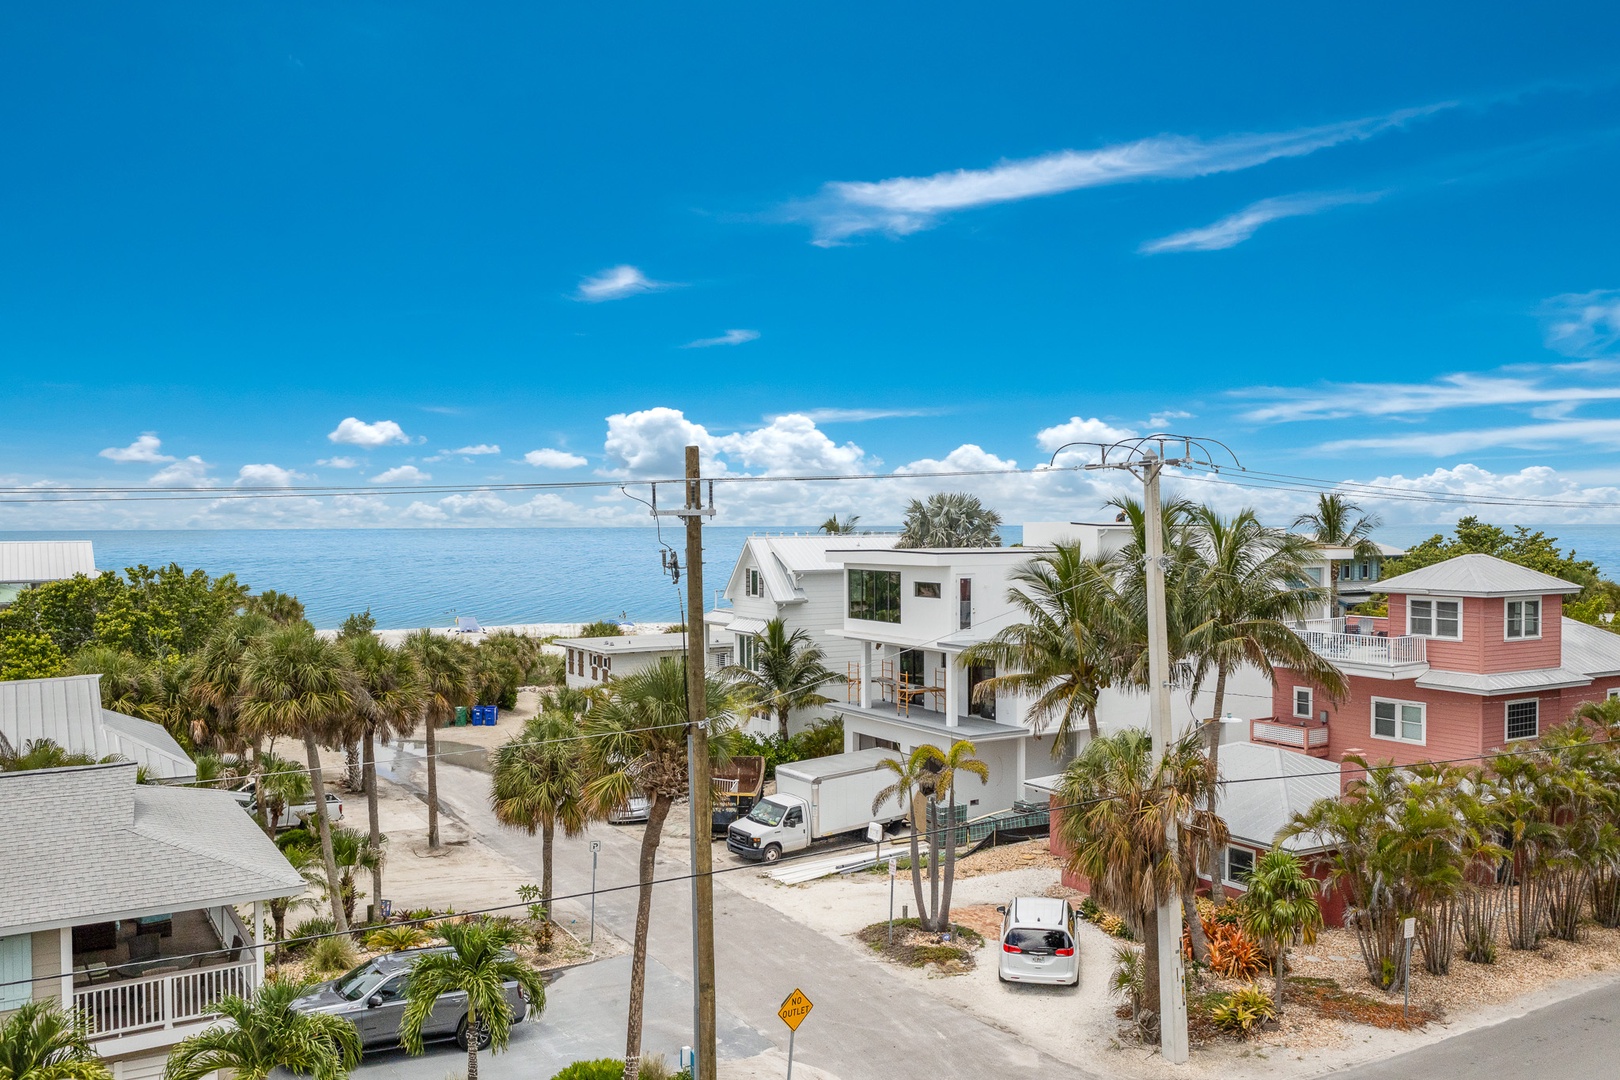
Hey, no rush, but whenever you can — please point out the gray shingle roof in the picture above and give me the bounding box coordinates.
[1561,617,1620,678]
[0,540,95,583]
[0,674,195,781]
[0,762,306,936]
[1376,553,1582,597]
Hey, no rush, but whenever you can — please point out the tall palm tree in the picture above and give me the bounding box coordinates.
[933,739,990,931]
[344,631,424,911]
[897,492,1002,548]
[491,710,593,912]
[400,920,545,1080]
[818,514,860,535]
[240,623,353,932]
[1236,849,1323,1013]
[580,658,740,1080]
[164,980,359,1080]
[1292,493,1383,613]
[1056,728,1222,1024]
[960,545,1131,743]
[721,618,839,739]
[872,747,939,930]
[405,630,475,851]
[255,750,313,837]
[192,613,274,816]
[0,999,111,1080]
[246,590,306,626]
[265,839,325,954]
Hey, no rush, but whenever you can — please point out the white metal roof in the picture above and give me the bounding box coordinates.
[0,674,195,780]
[1376,553,1582,597]
[1561,618,1620,678]
[551,632,688,655]
[1416,666,1592,696]
[0,762,305,936]
[0,540,95,583]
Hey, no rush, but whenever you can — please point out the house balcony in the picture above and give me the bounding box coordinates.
[70,906,259,1043]
[1249,716,1332,758]
[1296,617,1425,670]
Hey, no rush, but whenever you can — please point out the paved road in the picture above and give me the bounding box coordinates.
[1333,978,1620,1080]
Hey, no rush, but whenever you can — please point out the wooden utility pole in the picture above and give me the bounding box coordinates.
[683,445,718,1080]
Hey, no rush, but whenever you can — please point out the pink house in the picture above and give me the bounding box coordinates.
[1259,553,1620,768]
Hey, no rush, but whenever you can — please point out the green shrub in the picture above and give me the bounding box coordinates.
[636,1054,690,1080]
[309,934,358,976]
[285,917,335,953]
[549,1060,625,1080]
[1077,896,1102,923]
[1209,984,1276,1035]
[578,621,623,638]
[366,925,429,952]
[736,719,845,779]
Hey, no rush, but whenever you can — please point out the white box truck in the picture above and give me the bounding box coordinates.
[725,749,906,863]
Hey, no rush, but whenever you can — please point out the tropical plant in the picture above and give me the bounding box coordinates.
[579,658,740,1080]
[265,838,327,952]
[405,629,475,851]
[960,544,1131,742]
[327,826,384,925]
[1236,849,1322,1011]
[307,934,358,978]
[254,750,313,838]
[549,1062,626,1080]
[1202,921,1266,979]
[931,740,990,930]
[1292,494,1384,612]
[366,924,431,952]
[191,612,273,759]
[578,620,624,638]
[0,736,98,772]
[400,919,546,1080]
[721,618,838,739]
[491,711,593,913]
[344,630,423,912]
[896,492,1002,548]
[246,590,306,626]
[0,631,67,681]
[0,999,111,1080]
[67,646,155,719]
[1208,985,1276,1036]
[1108,944,1144,1022]
[818,514,860,535]
[873,746,942,932]
[163,979,360,1080]
[240,623,354,932]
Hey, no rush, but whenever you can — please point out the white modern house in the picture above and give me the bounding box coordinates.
[0,674,196,782]
[0,762,305,1080]
[0,540,96,608]
[554,632,689,690]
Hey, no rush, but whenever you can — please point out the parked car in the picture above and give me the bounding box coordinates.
[289,947,529,1050]
[607,796,651,824]
[997,897,1079,986]
[228,786,344,830]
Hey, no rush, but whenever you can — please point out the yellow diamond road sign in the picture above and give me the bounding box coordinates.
[778,988,813,1031]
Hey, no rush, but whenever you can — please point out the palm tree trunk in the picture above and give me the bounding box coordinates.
[253,741,273,837]
[364,726,383,920]
[1201,665,1229,915]
[425,711,441,850]
[1273,947,1285,1014]
[303,733,350,934]
[1085,702,1100,740]
[938,789,958,930]
[1141,905,1162,1026]
[1183,893,1209,965]
[1329,562,1340,614]
[624,795,672,1080]
[907,792,927,926]
[467,1003,480,1080]
[778,706,789,741]
[541,819,555,912]
[345,739,363,793]
[927,799,942,932]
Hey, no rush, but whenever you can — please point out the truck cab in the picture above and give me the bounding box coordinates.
[726,794,810,862]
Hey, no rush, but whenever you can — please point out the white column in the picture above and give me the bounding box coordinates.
[859,641,872,709]
[252,901,265,987]
[59,927,73,1006]
[1017,736,1027,794]
[944,658,959,728]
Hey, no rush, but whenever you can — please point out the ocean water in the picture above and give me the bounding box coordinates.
[1,523,1615,630]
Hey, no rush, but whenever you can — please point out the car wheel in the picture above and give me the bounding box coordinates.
[762,843,783,863]
[456,1017,491,1051]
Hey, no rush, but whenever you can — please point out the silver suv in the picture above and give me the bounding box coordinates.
[290,947,530,1051]
[996,897,1079,986]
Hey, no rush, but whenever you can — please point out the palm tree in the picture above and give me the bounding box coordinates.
[240,623,353,932]
[1292,493,1383,613]
[400,920,545,1080]
[0,999,111,1080]
[246,590,306,625]
[344,631,424,911]
[897,492,1002,548]
[253,750,313,837]
[491,711,592,912]
[872,747,938,930]
[164,980,360,1080]
[960,545,1131,743]
[192,613,274,820]
[580,658,740,1080]
[819,514,860,535]
[328,826,384,926]
[721,618,839,738]
[1236,848,1323,1012]
[933,739,990,930]
[265,839,326,954]
[405,630,475,851]
[0,735,99,772]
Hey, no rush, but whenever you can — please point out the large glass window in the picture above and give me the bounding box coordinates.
[1506,699,1540,741]
[737,633,758,670]
[968,662,997,720]
[848,569,901,623]
[1409,598,1461,639]
[1373,698,1425,743]
[1506,599,1541,640]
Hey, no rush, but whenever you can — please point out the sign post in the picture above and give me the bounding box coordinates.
[1402,916,1416,1024]
[589,840,602,944]
[777,988,813,1080]
[887,858,898,946]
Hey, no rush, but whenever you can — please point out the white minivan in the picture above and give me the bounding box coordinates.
[997,896,1079,986]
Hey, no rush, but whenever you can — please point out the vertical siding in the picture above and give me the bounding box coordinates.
[31,929,59,1003]
[1481,595,1563,674]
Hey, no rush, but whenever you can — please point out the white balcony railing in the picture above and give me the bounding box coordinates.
[75,959,257,1040]
[1252,719,1331,751]
[1299,630,1425,667]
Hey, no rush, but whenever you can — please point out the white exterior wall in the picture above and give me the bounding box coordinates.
[561,646,681,690]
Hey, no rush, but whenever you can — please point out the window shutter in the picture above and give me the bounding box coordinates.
[0,934,33,1010]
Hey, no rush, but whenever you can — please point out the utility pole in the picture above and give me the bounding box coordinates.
[682,445,718,1080]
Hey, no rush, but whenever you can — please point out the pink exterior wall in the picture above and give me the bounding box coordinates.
[1480,595,1563,674]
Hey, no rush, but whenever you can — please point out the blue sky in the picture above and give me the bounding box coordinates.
[5,2,1620,528]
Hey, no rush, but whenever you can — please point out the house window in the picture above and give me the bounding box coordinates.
[0,934,31,1010]
[958,578,973,630]
[745,568,764,598]
[1506,699,1540,742]
[1224,847,1255,887]
[1293,687,1313,719]
[567,649,575,675]
[968,662,997,720]
[848,569,901,623]
[856,733,900,752]
[914,581,942,599]
[1372,698,1426,744]
[1610,688,1620,701]
[737,633,758,670]
[1408,598,1461,639]
[1506,598,1542,640]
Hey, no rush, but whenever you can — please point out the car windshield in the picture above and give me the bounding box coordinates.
[747,800,787,827]
[1005,928,1072,954]
[334,964,385,1001]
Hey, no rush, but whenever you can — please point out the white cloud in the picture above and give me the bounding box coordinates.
[524,448,589,469]
[1148,410,1195,429]
[317,456,360,469]
[575,265,673,302]
[1139,191,1381,254]
[1321,417,1620,455]
[100,434,174,464]
[682,329,760,349]
[1542,289,1620,357]
[329,417,411,447]
[1035,416,1139,457]
[712,414,869,476]
[1238,371,1620,424]
[149,456,214,487]
[796,104,1448,244]
[236,464,307,487]
[602,407,719,478]
[796,407,944,423]
[371,465,431,483]
[449,444,501,456]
